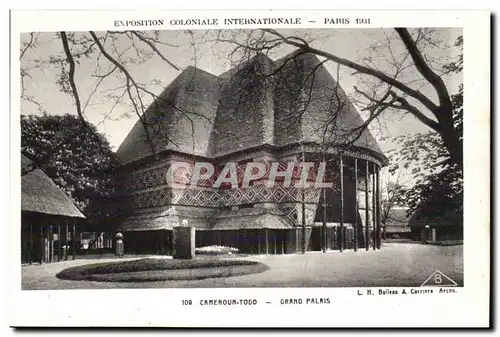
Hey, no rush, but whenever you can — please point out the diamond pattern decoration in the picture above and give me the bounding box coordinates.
[132,184,322,209]
[123,159,327,193]
[126,160,338,230]
[283,207,299,225]
[258,186,271,199]
[272,186,286,202]
[209,192,221,205]
[244,187,257,201]
[293,205,317,227]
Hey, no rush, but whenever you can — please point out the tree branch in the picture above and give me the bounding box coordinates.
[394,28,452,109]
[89,31,158,157]
[354,85,442,133]
[389,90,442,132]
[130,31,180,71]
[261,28,439,113]
[60,31,84,122]
[20,32,36,60]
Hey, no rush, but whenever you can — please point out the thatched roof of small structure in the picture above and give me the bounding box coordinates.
[212,214,292,230]
[118,206,294,231]
[21,155,85,219]
[211,208,293,230]
[119,208,213,231]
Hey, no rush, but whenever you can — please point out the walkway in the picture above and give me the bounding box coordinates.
[21,243,463,290]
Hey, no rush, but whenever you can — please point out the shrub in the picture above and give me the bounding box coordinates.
[195,245,239,256]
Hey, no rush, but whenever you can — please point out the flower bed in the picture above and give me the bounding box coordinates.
[56,258,268,282]
[195,245,239,256]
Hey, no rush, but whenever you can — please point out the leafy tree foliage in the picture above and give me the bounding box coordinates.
[21,114,119,222]
[386,36,463,223]
[381,181,408,225]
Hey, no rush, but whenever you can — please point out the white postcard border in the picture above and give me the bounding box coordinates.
[9,9,490,328]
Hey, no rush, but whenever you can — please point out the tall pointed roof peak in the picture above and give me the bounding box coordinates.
[116,49,387,165]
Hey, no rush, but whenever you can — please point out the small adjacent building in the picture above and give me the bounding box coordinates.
[21,154,86,264]
[382,206,411,241]
[409,210,463,242]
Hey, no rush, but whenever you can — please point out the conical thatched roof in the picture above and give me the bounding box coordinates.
[116,66,220,164]
[116,51,386,165]
[21,155,85,219]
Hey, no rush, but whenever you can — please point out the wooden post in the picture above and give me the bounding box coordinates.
[72,223,76,260]
[39,225,44,264]
[242,229,246,254]
[246,230,252,254]
[301,196,306,253]
[29,223,33,265]
[322,187,327,253]
[235,229,240,251]
[273,230,277,254]
[165,230,170,255]
[156,232,160,255]
[301,148,307,254]
[265,229,269,254]
[257,230,261,254]
[281,231,284,254]
[372,163,376,250]
[65,223,68,261]
[283,231,286,254]
[322,152,327,253]
[48,225,53,263]
[57,224,61,262]
[376,166,382,249]
[339,156,344,252]
[365,160,369,251]
[295,228,299,253]
[354,158,358,252]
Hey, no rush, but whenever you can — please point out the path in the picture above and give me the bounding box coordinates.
[21,243,463,290]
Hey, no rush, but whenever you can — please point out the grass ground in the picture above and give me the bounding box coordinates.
[21,243,463,290]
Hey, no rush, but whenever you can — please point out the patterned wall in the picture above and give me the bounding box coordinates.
[121,156,377,230]
[122,159,329,192]
[132,185,322,209]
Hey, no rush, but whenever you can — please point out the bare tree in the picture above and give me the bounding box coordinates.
[211,28,463,170]
[380,170,408,226]
[20,30,208,172]
[21,28,462,175]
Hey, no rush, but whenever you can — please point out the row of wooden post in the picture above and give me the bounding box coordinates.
[354,158,382,251]
[208,228,295,254]
[28,221,76,264]
[308,155,382,253]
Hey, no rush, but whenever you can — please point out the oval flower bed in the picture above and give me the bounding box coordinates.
[56,258,268,282]
[195,245,239,256]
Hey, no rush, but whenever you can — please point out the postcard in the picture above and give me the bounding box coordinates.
[9,9,490,328]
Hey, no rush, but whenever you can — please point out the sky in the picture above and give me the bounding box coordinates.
[19,28,462,184]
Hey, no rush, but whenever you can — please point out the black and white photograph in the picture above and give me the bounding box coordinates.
[9,9,490,328]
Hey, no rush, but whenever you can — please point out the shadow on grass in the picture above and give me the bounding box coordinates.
[56,258,269,282]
